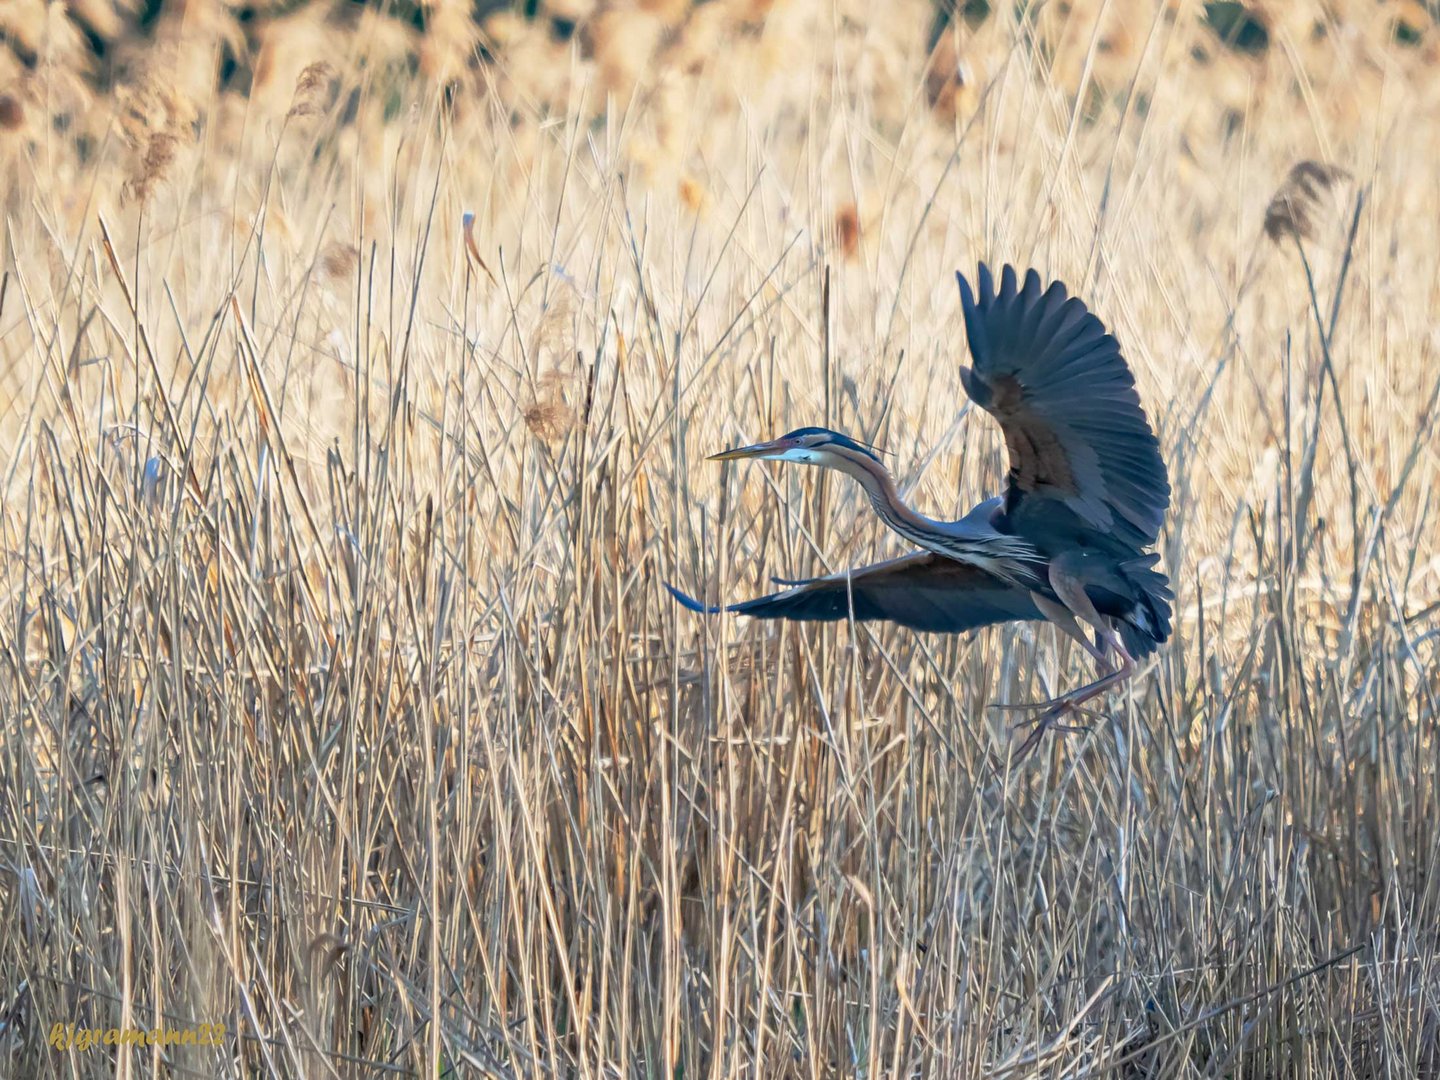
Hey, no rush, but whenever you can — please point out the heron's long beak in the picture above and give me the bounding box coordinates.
[707,438,791,462]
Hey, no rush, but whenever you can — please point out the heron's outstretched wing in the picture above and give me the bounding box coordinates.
[666,551,1043,634]
[956,264,1170,550]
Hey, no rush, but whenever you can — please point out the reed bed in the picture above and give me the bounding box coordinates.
[1,1,1438,1075]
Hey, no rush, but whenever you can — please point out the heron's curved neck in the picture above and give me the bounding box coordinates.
[828,450,1039,582]
[832,453,938,535]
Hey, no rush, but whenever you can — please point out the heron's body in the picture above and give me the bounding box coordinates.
[669,264,1173,756]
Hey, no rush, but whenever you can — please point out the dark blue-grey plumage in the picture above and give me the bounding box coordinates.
[667,552,1044,635]
[956,264,1170,555]
[952,263,1173,659]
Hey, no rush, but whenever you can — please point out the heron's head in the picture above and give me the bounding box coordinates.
[708,427,883,471]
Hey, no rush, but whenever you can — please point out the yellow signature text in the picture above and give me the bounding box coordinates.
[49,1023,226,1051]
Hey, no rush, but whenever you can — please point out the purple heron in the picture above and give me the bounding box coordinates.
[668,264,1172,757]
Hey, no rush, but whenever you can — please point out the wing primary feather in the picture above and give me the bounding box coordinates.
[665,583,723,613]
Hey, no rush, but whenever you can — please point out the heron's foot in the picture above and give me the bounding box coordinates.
[989,697,1068,713]
[1010,702,1106,728]
[1008,702,1103,759]
[1011,703,1088,735]
[989,692,1102,714]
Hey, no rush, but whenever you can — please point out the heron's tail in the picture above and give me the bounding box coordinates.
[1116,554,1172,660]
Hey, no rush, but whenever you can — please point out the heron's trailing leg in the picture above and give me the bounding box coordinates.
[1034,592,1108,667]
[989,591,1107,720]
[998,560,1140,757]
[992,570,1112,713]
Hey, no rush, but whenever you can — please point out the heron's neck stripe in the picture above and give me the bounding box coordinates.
[838,445,1041,582]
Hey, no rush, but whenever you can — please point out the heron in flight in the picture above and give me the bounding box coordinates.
[668,264,1172,757]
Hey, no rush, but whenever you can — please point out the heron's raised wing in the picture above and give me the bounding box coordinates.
[666,551,1042,634]
[956,264,1170,550]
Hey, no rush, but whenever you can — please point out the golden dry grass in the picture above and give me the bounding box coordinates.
[2,0,1440,1076]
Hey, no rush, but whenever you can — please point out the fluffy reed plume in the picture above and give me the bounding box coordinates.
[287,61,334,120]
[524,369,577,444]
[111,75,200,204]
[482,10,572,113]
[1263,160,1350,244]
[318,241,359,284]
[524,397,576,443]
[124,131,178,203]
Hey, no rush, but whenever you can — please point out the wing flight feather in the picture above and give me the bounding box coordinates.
[667,551,1042,634]
[956,263,1170,549]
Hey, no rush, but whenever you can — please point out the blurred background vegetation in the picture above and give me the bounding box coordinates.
[5,0,1438,238]
[3,1,1437,138]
